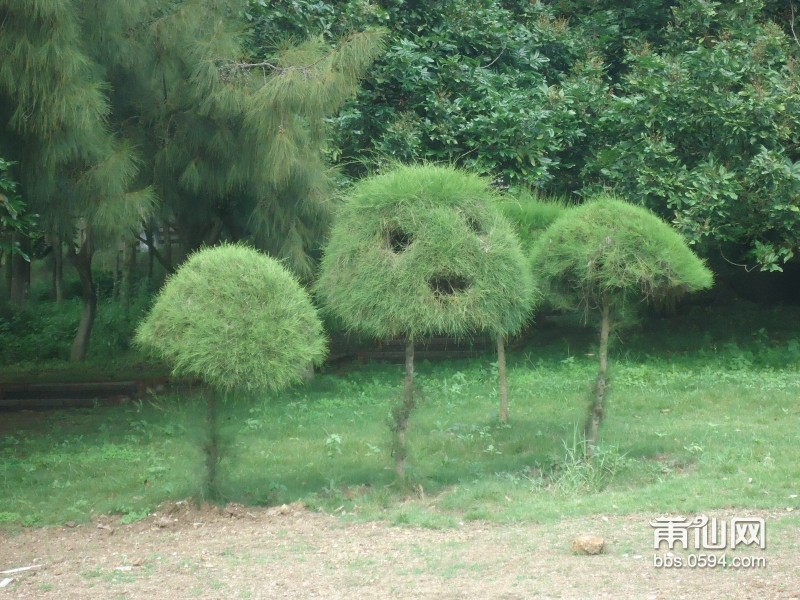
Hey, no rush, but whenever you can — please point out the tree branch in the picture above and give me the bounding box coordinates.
[719,248,756,273]
[136,234,175,274]
[790,1,800,52]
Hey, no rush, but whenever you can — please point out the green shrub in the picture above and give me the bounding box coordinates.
[135,243,328,498]
[497,190,567,257]
[315,164,536,340]
[136,244,327,393]
[315,164,535,479]
[531,196,713,450]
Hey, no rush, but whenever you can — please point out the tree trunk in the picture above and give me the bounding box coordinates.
[3,248,11,296]
[497,332,509,424]
[393,338,415,482]
[67,236,97,362]
[204,387,220,500]
[121,240,136,309]
[52,234,64,303]
[10,232,30,306]
[112,246,121,300]
[145,221,155,279]
[141,222,174,276]
[162,221,173,272]
[586,299,611,455]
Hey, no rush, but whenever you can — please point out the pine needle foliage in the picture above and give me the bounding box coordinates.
[531,197,714,316]
[135,244,327,393]
[315,164,537,340]
[530,196,713,451]
[497,190,568,257]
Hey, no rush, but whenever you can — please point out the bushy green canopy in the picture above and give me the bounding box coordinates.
[315,164,536,339]
[497,190,567,257]
[135,244,327,392]
[530,197,713,313]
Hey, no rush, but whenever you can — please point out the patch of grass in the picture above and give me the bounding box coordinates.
[1,302,799,527]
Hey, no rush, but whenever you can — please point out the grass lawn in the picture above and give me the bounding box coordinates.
[1,301,799,529]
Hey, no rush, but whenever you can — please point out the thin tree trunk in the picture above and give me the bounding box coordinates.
[67,236,97,362]
[586,299,611,455]
[497,332,509,424]
[139,224,174,276]
[10,232,30,306]
[204,387,220,500]
[145,221,155,279]
[162,221,173,272]
[112,246,121,300]
[52,234,64,303]
[121,240,136,309]
[3,247,11,296]
[393,338,415,482]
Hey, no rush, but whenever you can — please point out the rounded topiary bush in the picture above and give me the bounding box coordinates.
[531,197,713,312]
[136,244,327,392]
[315,164,535,340]
[531,196,713,450]
[135,244,327,497]
[315,164,536,477]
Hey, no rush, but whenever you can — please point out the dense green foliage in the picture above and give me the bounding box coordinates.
[582,1,800,271]
[532,197,713,317]
[0,0,383,359]
[249,0,800,270]
[136,245,326,392]
[315,164,536,339]
[496,191,567,257]
[0,158,36,259]
[317,0,595,187]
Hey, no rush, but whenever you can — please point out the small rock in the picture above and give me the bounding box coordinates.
[571,535,605,555]
[65,521,76,528]
[279,504,290,515]
[157,517,173,528]
[225,503,245,518]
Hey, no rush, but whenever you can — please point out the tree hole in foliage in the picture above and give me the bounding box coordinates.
[385,228,414,253]
[429,274,471,297]
[465,216,484,234]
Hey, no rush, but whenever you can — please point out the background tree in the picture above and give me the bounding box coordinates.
[135,244,327,497]
[530,197,713,452]
[315,164,535,479]
[0,0,154,359]
[98,1,384,279]
[0,0,383,359]
[0,158,37,299]
[580,0,800,271]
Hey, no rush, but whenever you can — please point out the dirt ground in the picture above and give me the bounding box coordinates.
[1,503,798,600]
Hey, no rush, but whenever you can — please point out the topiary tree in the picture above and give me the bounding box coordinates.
[530,197,713,452]
[135,244,327,497]
[315,164,536,480]
[497,190,567,259]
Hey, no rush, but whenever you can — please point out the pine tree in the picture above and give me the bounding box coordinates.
[96,0,384,278]
[531,197,713,452]
[0,0,384,359]
[0,0,153,359]
[315,164,536,481]
[136,244,327,497]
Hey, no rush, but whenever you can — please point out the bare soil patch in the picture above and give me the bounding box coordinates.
[1,503,798,599]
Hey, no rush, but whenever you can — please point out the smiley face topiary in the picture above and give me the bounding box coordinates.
[315,164,536,479]
[315,164,536,341]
